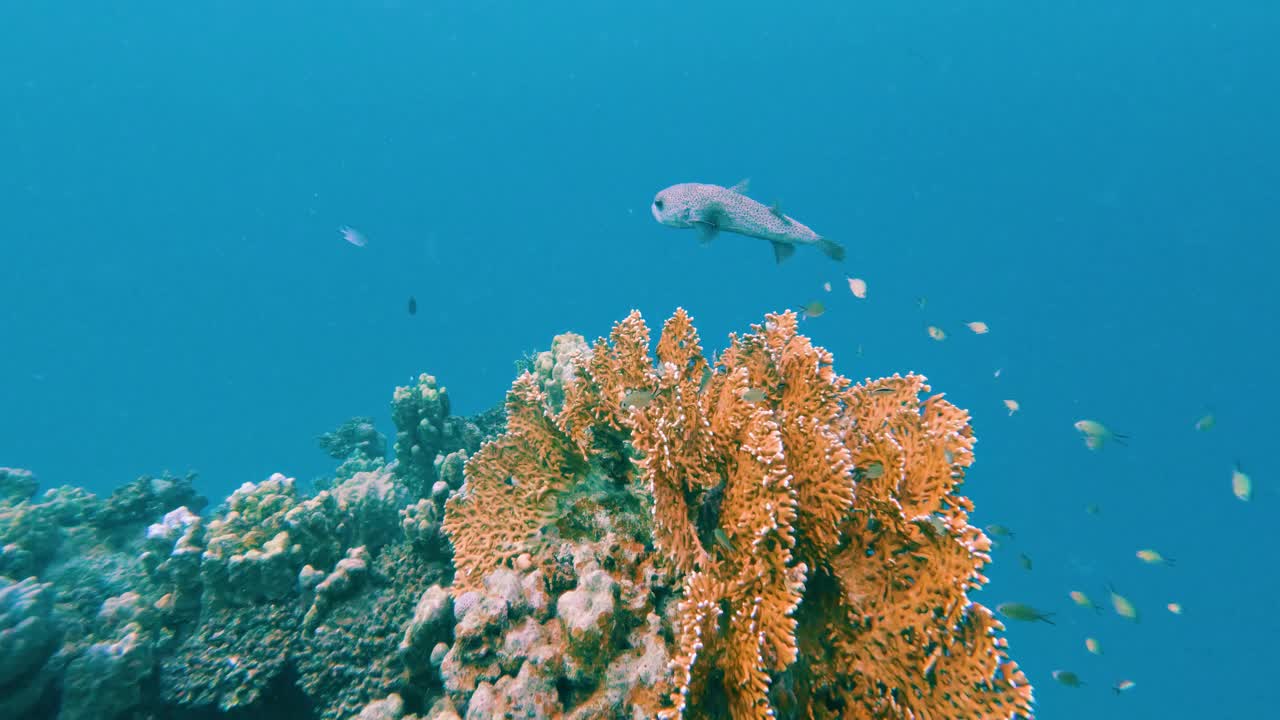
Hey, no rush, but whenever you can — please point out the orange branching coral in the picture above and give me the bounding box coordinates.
[441,373,584,595]
[556,309,653,452]
[623,309,721,574]
[441,308,1033,718]
[796,374,1033,718]
[639,313,1030,719]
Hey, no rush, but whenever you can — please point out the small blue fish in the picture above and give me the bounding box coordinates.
[651,179,844,263]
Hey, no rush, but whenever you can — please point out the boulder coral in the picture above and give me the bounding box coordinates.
[443,309,1034,719]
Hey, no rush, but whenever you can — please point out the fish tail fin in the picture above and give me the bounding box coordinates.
[817,236,846,261]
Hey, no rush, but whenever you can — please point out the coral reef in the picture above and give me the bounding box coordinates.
[319,416,389,483]
[391,374,492,499]
[0,575,59,717]
[442,309,1033,718]
[0,308,1031,720]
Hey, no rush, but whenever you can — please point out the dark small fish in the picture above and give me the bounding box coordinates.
[1052,670,1084,688]
[1019,553,1033,571]
[407,296,417,315]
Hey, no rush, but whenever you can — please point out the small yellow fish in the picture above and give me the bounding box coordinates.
[1108,585,1139,622]
[996,602,1055,624]
[1113,679,1136,694]
[1052,670,1084,688]
[800,301,825,319]
[847,277,867,299]
[927,325,946,341]
[622,389,654,409]
[1073,419,1129,449]
[742,388,767,404]
[1003,399,1019,416]
[1069,590,1102,613]
[1232,463,1252,501]
[1136,549,1174,566]
[1167,602,1183,615]
[1085,637,1102,655]
[1194,413,1215,431]
[966,321,989,334]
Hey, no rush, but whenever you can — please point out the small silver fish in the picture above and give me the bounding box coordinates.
[651,179,845,263]
[339,225,367,247]
[996,602,1055,624]
[622,390,655,409]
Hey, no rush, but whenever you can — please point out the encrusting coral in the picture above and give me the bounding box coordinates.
[443,308,1034,719]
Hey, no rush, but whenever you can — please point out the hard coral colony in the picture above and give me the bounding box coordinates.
[444,308,1033,718]
[0,309,1032,720]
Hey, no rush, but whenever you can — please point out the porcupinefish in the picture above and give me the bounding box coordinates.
[651,179,845,263]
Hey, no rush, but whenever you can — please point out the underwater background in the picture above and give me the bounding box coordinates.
[2,1,1277,718]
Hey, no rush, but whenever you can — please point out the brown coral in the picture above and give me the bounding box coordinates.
[441,308,1034,719]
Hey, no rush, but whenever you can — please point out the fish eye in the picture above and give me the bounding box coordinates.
[653,198,664,211]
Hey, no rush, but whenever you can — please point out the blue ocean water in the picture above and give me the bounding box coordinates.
[1,1,1275,717]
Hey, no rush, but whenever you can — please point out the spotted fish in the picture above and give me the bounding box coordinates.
[651,179,845,263]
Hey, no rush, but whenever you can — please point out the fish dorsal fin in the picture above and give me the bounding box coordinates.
[728,178,751,195]
[770,240,795,263]
[769,202,791,224]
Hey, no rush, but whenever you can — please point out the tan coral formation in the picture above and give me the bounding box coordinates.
[443,309,1034,719]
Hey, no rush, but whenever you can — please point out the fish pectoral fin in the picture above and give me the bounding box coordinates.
[769,202,791,224]
[694,221,719,244]
[728,177,751,195]
[771,240,795,263]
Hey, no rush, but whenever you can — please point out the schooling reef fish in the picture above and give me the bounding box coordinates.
[651,179,845,263]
